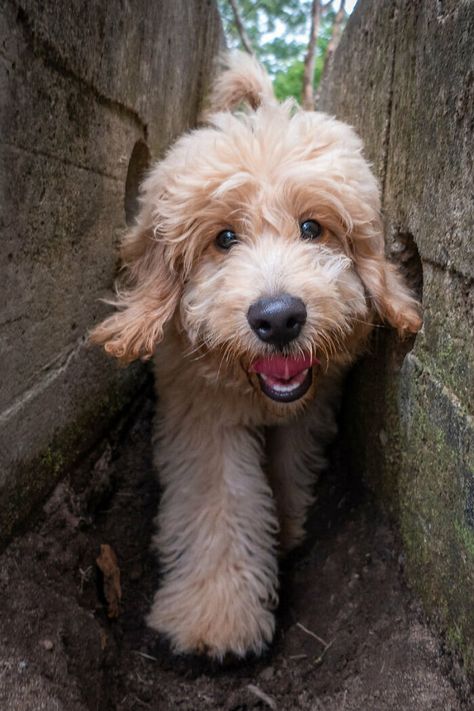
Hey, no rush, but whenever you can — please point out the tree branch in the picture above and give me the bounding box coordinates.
[326,0,346,57]
[302,0,321,110]
[228,0,255,55]
[315,0,346,107]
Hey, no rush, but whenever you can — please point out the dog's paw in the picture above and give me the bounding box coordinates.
[279,514,306,553]
[147,580,275,660]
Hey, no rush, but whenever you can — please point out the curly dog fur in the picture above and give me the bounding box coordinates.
[91,53,422,659]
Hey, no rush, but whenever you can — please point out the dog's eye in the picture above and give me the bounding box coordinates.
[215,229,238,251]
[300,220,323,240]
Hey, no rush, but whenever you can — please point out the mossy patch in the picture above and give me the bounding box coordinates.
[341,333,474,673]
[454,520,474,560]
[0,366,147,550]
[398,361,474,673]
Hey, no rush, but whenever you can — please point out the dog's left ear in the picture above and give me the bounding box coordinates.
[90,218,181,363]
[352,230,422,337]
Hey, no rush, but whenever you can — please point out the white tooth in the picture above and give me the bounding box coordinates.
[273,383,299,392]
[260,369,308,393]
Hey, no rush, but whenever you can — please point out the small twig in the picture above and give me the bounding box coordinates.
[296,621,328,647]
[340,688,348,710]
[289,653,308,660]
[247,684,277,710]
[132,650,158,662]
[78,565,92,594]
[314,638,335,666]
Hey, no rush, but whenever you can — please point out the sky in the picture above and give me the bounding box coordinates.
[339,0,357,12]
[262,0,359,58]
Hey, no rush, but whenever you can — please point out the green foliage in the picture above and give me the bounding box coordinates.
[273,59,304,102]
[218,0,312,53]
[217,1,346,102]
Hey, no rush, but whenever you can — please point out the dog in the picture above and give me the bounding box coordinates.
[91,53,422,660]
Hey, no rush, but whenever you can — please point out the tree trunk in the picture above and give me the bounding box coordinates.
[315,0,346,107]
[328,0,346,54]
[302,0,321,110]
[228,0,254,55]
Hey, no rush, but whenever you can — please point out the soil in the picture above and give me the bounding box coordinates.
[0,391,471,711]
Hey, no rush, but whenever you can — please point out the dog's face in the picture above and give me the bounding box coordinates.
[91,102,421,410]
[181,224,367,405]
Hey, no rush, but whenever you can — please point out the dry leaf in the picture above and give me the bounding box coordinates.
[99,628,108,650]
[96,543,122,618]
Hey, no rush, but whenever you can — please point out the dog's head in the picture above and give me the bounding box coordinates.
[91,53,422,408]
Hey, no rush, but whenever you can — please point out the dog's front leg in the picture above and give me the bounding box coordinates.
[148,407,279,659]
[267,376,341,552]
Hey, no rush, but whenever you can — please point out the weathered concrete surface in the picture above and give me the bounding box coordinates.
[319,0,474,671]
[0,0,222,545]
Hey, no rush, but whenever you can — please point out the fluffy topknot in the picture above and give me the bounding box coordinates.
[204,51,277,116]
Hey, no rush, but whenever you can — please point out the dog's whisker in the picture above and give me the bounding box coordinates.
[184,341,206,358]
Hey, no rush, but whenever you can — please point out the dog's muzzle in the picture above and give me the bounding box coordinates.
[249,355,318,403]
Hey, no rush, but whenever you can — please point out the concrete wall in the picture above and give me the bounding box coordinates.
[0,0,222,546]
[319,0,474,669]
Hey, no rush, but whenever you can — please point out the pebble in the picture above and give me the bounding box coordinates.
[39,639,54,651]
[259,666,275,681]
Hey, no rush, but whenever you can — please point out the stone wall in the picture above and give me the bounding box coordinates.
[319,0,474,669]
[0,0,222,546]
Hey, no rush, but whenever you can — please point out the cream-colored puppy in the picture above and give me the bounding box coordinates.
[92,53,421,659]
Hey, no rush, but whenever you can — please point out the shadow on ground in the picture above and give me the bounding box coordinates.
[0,392,470,710]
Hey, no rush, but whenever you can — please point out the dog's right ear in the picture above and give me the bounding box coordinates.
[90,219,181,363]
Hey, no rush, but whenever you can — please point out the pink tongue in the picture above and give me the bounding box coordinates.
[250,355,317,380]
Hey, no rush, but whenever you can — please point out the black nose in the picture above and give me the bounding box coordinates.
[247,294,307,346]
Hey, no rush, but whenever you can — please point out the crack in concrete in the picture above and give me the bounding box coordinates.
[0,337,85,426]
[421,255,474,286]
[14,0,148,142]
[380,0,401,204]
[1,139,123,183]
[406,352,474,429]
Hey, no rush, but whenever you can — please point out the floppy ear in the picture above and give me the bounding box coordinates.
[90,219,181,363]
[352,226,422,337]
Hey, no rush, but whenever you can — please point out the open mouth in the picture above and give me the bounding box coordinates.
[249,355,318,403]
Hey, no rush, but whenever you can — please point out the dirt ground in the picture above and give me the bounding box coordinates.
[0,392,471,711]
